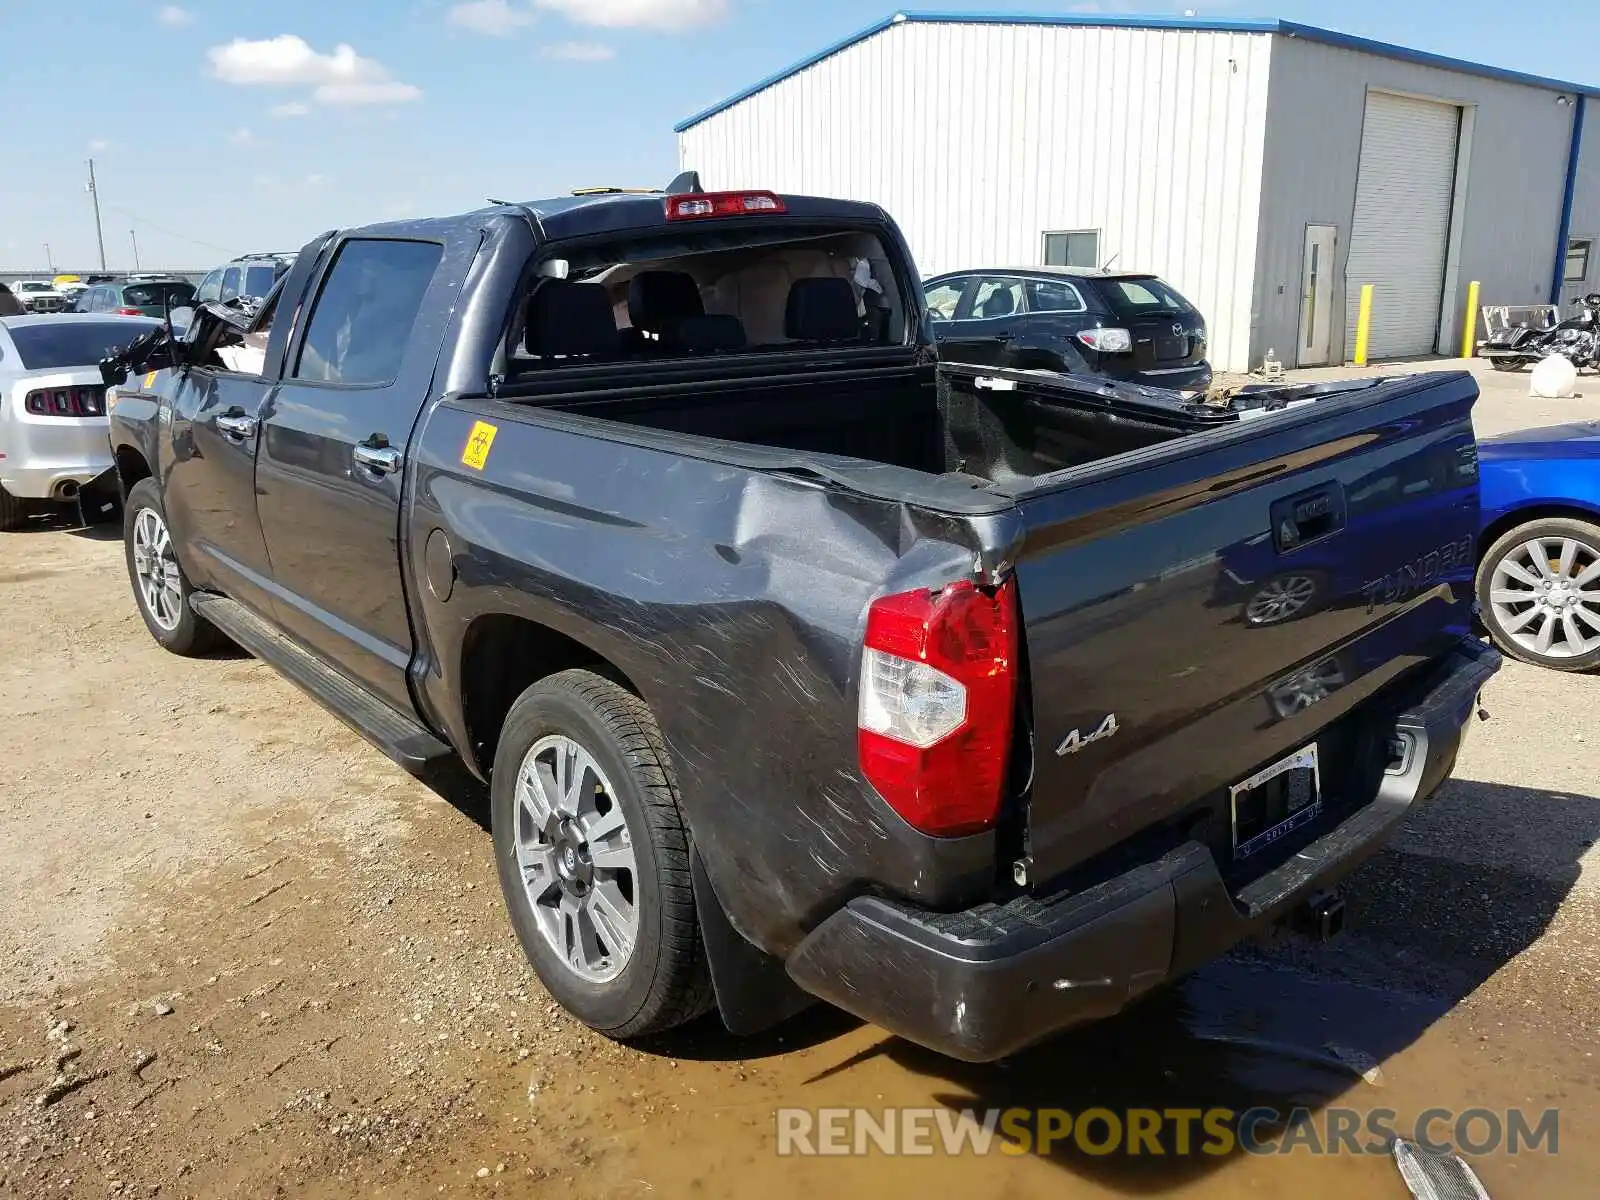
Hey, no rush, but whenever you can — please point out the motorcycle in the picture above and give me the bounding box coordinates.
[1479,292,1600,371]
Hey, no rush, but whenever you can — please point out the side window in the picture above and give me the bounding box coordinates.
[243,265,277,298]
[1025,279,1086,313]
[924,279,966,321]
[220,267,242,301]
[89,288,110,312]
[292,239,444,387]
[969,278,1023,320]
[195,270,223,304]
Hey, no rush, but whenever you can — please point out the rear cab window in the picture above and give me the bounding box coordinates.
[293,239,444,386]
[503,222,908,377]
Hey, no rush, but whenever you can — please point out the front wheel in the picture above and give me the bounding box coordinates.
[122,478,220,656]
[1488,358,1524,372]
[1477,517,1600,672]
[491,669,713,1038]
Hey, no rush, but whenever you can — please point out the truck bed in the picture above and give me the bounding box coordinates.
[494,358,1224,485]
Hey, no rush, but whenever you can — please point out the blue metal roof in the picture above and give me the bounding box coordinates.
[673,11,1600,133]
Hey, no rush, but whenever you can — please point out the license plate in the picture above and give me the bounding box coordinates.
[1231,744,1321,860]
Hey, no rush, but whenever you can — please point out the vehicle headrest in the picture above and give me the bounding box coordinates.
[785,277,859,341]
[627,270,704,334]
[672,313,747,353]
[523,280,619,358]
[979,287,1015,318]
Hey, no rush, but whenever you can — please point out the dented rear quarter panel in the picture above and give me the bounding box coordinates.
[404,397,1008,954]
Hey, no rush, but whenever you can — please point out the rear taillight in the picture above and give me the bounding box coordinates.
[664,191,786,221]
[857,579,1018,837]
[1076,327,1133,353]
[115,307,144,316]
[24,386,104,417]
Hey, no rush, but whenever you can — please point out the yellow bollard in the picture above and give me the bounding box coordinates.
[1460,280,1481,358]
[1353,284,1374,366]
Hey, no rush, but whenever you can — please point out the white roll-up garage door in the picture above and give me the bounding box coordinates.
[1343,92,1461,361]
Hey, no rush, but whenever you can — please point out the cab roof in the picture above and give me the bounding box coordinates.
[341,191,892,246]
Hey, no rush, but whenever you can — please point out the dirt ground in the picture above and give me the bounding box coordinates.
[3,363,1600,1199]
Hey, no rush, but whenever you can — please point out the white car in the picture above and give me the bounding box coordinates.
[0,313,160,529]
[10,280,68,314]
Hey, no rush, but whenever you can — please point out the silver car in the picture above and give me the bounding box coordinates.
[0,313,159,529]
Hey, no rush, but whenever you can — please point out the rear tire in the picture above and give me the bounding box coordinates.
[491,669,713,1038]
[0,484,24,532]
[1489,358,1523,372]
[1477,517,1600,672]
[122,478,220,656]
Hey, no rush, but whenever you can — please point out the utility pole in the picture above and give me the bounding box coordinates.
[130,229,141,270]
[43,243,54,273]
[86,158,107,271]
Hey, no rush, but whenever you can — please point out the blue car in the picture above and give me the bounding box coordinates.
[1476,422,1600,672]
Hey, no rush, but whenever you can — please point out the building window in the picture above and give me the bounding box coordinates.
[1042,230,1100,269]
[1566,238,1592,284]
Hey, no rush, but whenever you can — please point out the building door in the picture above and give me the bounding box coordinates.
[1298,225,1337,366]
[1343,92,1461,361]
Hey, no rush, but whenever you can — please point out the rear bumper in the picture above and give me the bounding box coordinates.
[786,639,1499,1062]
[1103,361,1213,392]
[0,417,114,499]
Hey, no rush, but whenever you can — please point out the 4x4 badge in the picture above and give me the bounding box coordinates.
[1056,714,1120,757]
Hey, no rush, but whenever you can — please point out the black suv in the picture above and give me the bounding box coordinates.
[923,267,1211,392]
[193,252,297,307]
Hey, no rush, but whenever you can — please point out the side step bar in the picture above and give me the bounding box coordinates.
[190,593,453,773]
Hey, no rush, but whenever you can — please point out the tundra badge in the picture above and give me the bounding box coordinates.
[1056,714,1120,757]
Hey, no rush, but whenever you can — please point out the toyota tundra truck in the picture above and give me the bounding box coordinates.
[102,182,1498,1062]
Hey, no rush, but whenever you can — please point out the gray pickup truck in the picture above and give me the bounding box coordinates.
[103,182,1497,1062]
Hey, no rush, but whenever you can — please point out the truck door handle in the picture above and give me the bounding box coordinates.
[215,413,257,441]
[353,440,402,475]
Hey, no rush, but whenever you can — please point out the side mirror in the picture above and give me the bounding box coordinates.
[99,357,129,388]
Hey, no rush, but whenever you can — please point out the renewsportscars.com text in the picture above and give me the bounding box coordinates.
[775,1106,1559,1158]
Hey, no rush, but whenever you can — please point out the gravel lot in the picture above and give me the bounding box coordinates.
[2,360,1598,1198]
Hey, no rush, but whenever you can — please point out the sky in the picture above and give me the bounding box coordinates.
[2,0,1597,273]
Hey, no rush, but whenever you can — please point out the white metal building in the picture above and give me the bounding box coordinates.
[675,13,1600,373]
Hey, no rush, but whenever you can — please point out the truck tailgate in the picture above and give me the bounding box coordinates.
[1008,372,1481,887]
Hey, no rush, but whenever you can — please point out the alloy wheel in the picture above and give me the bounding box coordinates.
[131,508,183,632]
[513,734,639,984]
[1488,536,1600,661]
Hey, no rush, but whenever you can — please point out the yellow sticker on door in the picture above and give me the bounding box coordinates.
[461,421,498,470]
[143,371,159,389]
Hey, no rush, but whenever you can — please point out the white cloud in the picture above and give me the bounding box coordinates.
[312,80,422,105]
[270,100,310,118]
[533,0,727,30]
[206,35,421,105]
[88,138,111,152]
[229,127,256,145]
[448,0,537,36]
[541,40,615,61]
[156,5,193,26]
